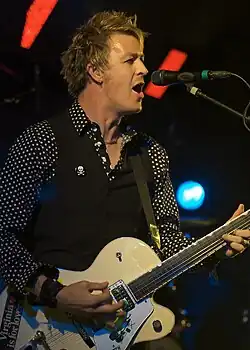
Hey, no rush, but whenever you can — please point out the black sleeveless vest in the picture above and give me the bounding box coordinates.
[29,112,153,271]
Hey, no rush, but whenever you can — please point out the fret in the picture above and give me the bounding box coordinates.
[128,210,250,301]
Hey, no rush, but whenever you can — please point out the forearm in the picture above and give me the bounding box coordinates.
[0,229,58,295]
[0,123,59,295]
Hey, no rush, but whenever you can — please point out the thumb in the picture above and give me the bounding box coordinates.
[88,281,109,291]
[231,203,245,220]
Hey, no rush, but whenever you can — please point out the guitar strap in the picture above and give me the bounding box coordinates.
[130,152,164,260]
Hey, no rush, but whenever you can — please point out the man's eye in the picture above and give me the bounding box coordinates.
[126,58,134,64]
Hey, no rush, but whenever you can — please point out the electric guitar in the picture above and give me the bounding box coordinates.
[1,210,250,350]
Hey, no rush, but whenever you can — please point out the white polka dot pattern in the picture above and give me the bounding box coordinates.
[147,138,195,258]
[69,100,136,178]
[0,122,57,293]
[0,101,193,293]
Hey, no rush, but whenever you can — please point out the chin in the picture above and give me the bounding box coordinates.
[123,103,143,116]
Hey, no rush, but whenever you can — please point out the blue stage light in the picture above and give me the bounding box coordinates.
[176,181,205,210]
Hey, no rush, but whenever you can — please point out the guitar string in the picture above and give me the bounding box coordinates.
[130,219,250,297]
[30,213,250,344]
[130,214,250,291]
[131,217,250,297]
[130,216,250,297]
[131,237,226,298]
[160,238,225,281]
[46,233,243,346]
[46,330,82,346]
[42,222,245,347]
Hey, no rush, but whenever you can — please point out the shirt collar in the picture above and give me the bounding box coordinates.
[68,100,138,142]
[68,100,90,135]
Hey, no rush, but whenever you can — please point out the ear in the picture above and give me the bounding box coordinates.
[86,63,103,84]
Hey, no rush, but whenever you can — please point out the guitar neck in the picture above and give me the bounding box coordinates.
[129,210,250,301]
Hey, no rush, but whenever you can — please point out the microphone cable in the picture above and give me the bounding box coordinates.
[229,73,250,132]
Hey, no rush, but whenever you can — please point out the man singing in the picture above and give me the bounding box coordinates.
[0,10,249,349]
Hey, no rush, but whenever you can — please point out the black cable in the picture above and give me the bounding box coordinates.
[230,73,250,132]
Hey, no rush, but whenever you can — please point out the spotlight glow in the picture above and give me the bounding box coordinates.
[176,181,205,210]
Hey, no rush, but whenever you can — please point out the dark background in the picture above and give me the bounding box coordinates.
[1,1,250,349]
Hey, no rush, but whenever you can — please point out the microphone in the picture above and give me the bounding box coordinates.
[151,70,232,86]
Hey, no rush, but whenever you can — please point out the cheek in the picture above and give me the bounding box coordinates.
[104,68,133,99]
[109,80,131,99]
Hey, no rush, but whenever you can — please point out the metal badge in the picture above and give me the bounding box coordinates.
[75,165,86,177]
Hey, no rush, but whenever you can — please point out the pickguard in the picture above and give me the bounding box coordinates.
[90,298,153,350]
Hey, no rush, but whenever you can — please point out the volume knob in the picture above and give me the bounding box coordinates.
[152,320,162,333]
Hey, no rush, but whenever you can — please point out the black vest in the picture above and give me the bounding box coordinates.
[29,112,153,271]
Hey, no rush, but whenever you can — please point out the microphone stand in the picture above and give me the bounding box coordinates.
[185,83,248,120]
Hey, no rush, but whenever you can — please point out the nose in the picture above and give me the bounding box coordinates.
[137,59,148,77]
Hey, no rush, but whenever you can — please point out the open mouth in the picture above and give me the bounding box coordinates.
[132,82,144,95]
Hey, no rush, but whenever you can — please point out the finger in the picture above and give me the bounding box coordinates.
[230,204,244,220]
[233,229,250,238]
[87,281,109,292]
[92,315,117,330]
[105,320,116,329]
[223,234,245,244]
[88,290,113,306]
[229,242,245,253]
[225,248,234,257]
[102,287,112,302]
[116,309,126,317]
[92,300,124,314]
[103,290,113,305]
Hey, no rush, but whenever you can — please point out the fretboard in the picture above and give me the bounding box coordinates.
[128,210,250,301]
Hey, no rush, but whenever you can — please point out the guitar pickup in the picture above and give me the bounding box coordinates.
[110,280,135,312]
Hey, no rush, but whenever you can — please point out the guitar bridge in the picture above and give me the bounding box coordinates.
[19,330,51,350]
[109,280,135,312]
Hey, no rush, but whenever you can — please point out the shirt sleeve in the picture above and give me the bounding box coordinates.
[149,141,195,259]
[0,124,58,294]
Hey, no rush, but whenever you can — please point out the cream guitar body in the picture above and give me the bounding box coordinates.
[0,238,175,350]
[1,209,250,349]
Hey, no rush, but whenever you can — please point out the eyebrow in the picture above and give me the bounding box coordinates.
[123,52,145,60]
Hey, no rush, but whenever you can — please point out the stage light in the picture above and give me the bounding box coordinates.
[21,0,58,49]
[176,181,205,210]
[145,48,187,99]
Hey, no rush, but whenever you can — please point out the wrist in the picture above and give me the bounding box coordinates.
[26,274,48,305]
[33,275,48,297]
[39,278,65,308]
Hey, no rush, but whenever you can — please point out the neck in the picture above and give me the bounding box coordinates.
[78,88,122,144]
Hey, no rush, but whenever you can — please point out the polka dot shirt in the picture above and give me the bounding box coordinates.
[0,101,194,294]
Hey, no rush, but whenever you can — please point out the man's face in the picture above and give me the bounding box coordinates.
[102,33,148,115]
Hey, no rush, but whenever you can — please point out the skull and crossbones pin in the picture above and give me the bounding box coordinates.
[75,165,86,177]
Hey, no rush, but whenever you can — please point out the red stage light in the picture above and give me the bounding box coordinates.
[21,0,58,49]
[145,49,188,99]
